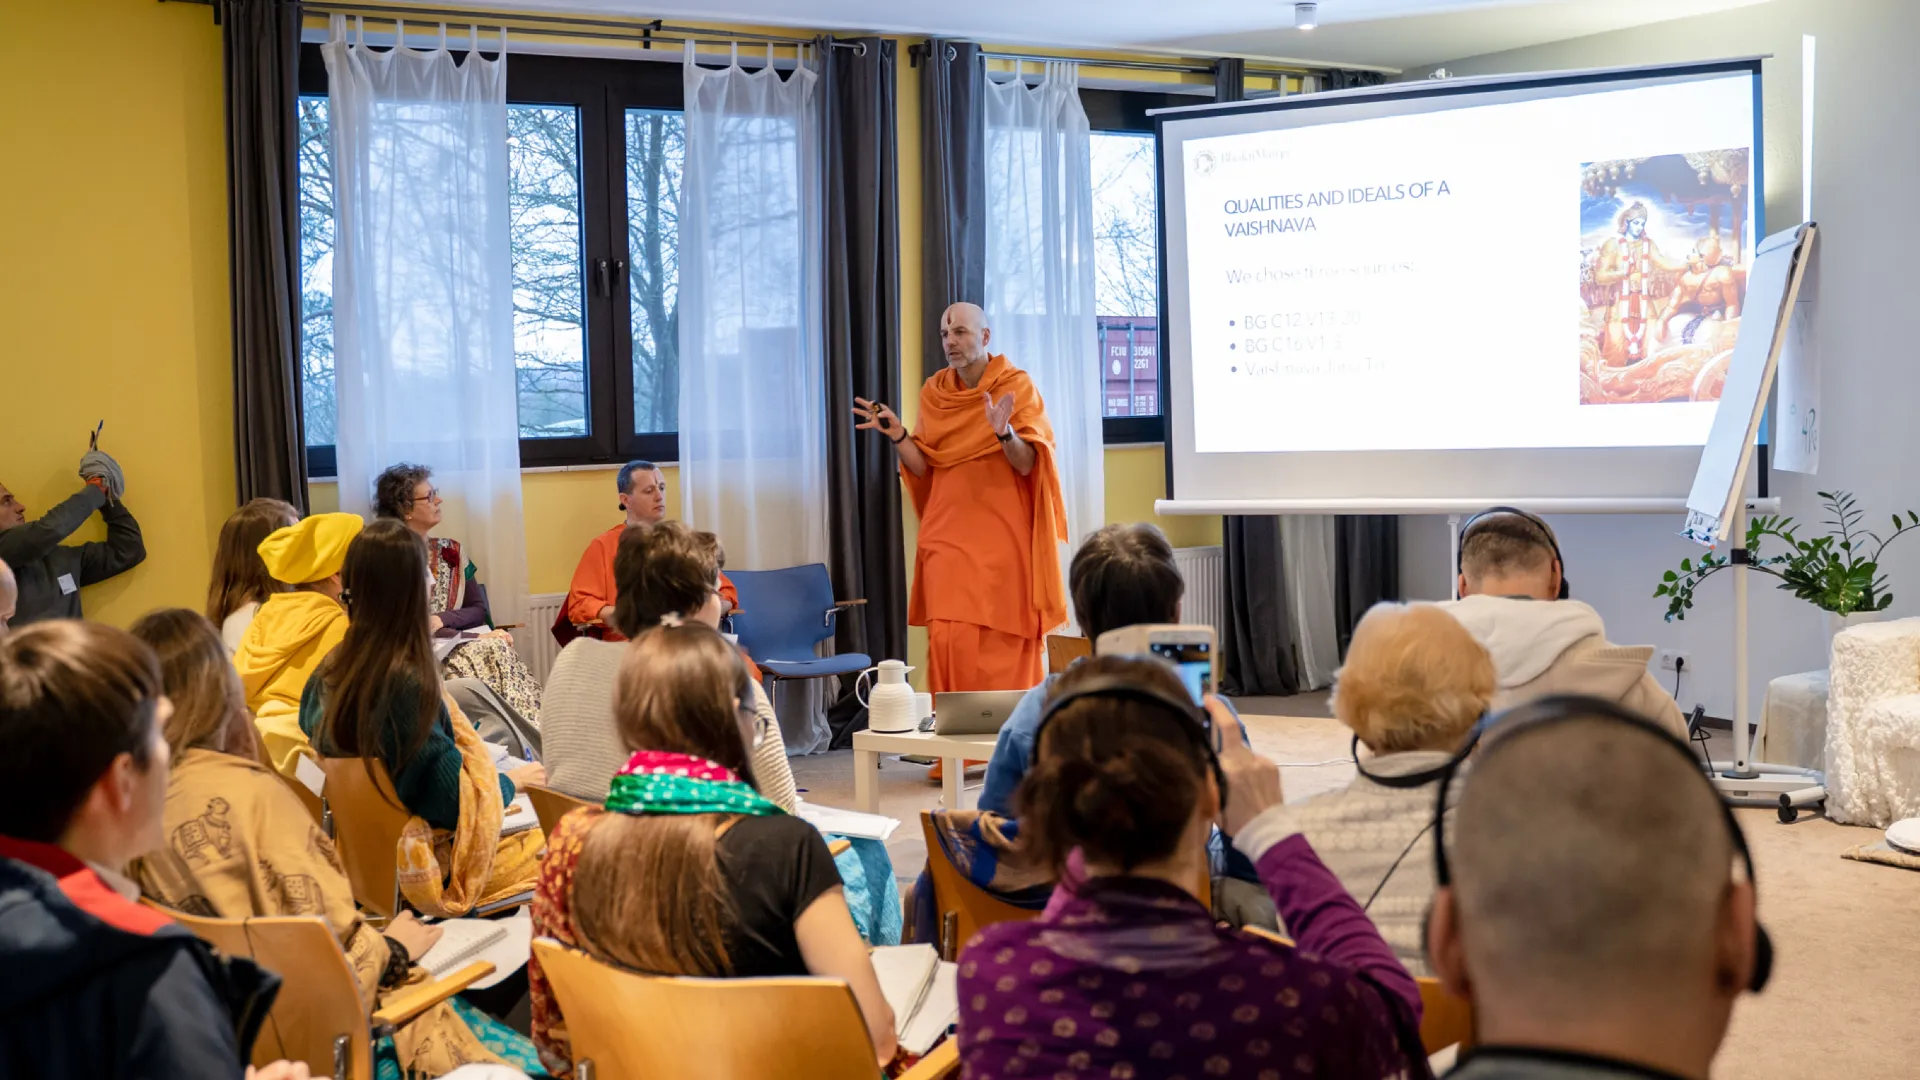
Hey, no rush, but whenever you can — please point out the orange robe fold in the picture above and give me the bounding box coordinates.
[904,355,1068,693]
[562,523,754,678]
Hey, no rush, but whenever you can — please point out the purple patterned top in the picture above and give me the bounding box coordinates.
[957,833,1425,1080]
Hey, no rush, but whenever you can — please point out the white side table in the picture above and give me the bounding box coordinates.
[1760,669,1829,772]
[850,728,1002,813]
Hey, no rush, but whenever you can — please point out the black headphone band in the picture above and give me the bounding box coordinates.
[1457,506,1570,600]
[1349,713,1492,791]
[1430,694,1771,993]
[1034,673,1229,808]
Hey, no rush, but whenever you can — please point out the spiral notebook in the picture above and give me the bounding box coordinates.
[417,913,532,989]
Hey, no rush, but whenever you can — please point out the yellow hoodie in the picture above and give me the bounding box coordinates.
[233,590,348,776]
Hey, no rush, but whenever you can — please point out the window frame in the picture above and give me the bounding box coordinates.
[1082,87,1186,446]
[295,46,685,478]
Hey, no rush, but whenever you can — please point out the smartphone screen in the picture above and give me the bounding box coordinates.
[1150,640,1213,704]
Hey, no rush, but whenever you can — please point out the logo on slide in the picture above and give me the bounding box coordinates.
[1193,150,1216,177]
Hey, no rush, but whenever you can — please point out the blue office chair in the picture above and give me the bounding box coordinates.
[725,565,871,690]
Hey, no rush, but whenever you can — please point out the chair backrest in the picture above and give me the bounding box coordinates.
[1239,926,1472,1055]
[318,757,410,919]
[1416,977,1474,1055]
[726,565,838,662]
[919,811,1041,961]
[1046,634,1092,675]
[162,906,372,1079]
[524,782,593,838]
[276,761,328,829]
[532,939,880,1079]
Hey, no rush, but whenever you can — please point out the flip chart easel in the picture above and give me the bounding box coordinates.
[1681,222,1824,815]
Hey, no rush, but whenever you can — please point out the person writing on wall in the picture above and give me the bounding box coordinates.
[855,302,1069,774]
[562,460,740,640]
[0,444,144,626]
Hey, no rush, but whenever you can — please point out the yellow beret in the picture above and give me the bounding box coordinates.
[257,512,364,585]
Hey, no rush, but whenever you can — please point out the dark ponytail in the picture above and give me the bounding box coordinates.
[1014,657,1213,875]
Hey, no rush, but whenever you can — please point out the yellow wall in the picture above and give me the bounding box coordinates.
[14,6,1221,645]
[0,0,232,627]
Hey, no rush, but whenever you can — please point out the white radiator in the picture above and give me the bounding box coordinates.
[520,592,568,683]
[1173,545,1226,643]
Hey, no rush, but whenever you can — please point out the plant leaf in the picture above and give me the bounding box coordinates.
[1664,569,1678,582]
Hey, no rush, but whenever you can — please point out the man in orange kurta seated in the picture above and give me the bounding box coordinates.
[563,460,739,643]
[855,303,1068,779]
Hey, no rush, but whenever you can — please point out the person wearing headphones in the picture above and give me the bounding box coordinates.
[1250,601,1496,977]
[959,655,1427,1080]
[1440,508,1687,738]
[1427,696,1766,1079]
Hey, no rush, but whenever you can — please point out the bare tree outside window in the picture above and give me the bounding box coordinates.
[297,97,336,446]
[626,109,684,436]
[296,98,606,444]
[1091,131,1160,418]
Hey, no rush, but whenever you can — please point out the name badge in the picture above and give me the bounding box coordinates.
[57,573,77,596]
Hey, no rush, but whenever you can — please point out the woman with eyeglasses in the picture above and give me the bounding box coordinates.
[541,519,796,811]
[299,519,546,915]
[959,655,1428,1080]
[374,462,544,724]
[529,623,898,1077]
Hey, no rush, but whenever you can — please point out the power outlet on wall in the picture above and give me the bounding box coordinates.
[1658,650,1690,672]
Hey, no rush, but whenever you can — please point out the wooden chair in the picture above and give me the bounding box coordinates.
[523,784,851,858]
[157,905,492,1079]
[276,759,328,830]
[524,782,593,838]
[1046,634,1092,675]
[919,811,1041,961]
[918,811,1210,960]
[533,939,958,1080]
[318,757,411,919]
[1239,926,1472,1054]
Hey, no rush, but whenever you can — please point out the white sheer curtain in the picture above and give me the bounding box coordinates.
[983,60,1104,622]
[1282,515,1342,689]
[678,42,827,571]
[323,18,528,631]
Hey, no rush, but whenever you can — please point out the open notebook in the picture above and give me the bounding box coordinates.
[417,912,532,990]
[871,943,959,1056]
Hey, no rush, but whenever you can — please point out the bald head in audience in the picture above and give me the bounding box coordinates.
[1427,704,1757,1080]
[0,559,15,635]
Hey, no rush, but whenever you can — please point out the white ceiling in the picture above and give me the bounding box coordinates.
[491,0,1776,70]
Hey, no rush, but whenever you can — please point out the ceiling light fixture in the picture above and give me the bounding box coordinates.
[1295,2,1318,31]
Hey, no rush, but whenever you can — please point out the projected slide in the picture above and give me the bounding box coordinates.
[1177,75,1755,456]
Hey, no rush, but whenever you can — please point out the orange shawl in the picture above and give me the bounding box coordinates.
[903,355,1069,635]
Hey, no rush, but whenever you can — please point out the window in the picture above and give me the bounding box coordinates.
[1082,88,1187,444]
[296,49,686,475]
[1091,131,1159,422]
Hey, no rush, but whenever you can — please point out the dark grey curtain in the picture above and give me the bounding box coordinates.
[1335,516,1401,655]
[221,0,309,513]
[1322,68,1388,91]
[1212,59,1303,696]
[1213,58,1246,103]
[822,37,908,746]
[919,38,986,382]
[1221,516,1300,696]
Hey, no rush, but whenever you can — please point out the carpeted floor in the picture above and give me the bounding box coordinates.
[790,704,1920,1078]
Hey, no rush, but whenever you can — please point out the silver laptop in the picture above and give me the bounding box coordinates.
[933,690,1028,736]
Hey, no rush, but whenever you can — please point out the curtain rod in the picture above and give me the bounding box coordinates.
[906,41,1314,78]
[162,0,860,50]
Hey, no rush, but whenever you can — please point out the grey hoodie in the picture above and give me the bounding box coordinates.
[1439,595,1688,739]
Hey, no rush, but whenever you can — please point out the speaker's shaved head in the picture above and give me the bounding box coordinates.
[1451,712,1734,1009]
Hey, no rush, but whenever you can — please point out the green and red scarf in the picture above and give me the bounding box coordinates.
[604,750,781,818]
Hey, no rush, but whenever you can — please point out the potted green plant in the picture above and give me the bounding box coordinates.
[1655,491,1920,625]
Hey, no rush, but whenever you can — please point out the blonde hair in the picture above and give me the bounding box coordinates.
[1332,602,1495,753]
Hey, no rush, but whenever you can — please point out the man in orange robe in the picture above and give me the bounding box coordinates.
[856,302,1068,708]
[563,460,739,642]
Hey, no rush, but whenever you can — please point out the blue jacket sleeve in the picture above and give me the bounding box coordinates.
[979,681,1051,816]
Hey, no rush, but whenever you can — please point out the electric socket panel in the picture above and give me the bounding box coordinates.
[1658,650,1690,672]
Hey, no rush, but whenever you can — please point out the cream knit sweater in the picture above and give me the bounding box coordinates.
[1236,750,1460,977]
[538,638,798,811]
